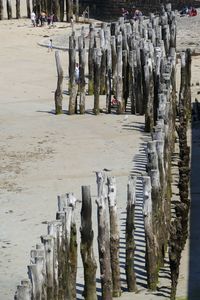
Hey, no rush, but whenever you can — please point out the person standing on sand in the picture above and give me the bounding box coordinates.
[48,39,53,52]
[31,11,36,27]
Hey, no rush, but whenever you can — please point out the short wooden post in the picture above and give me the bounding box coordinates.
[107,176,121,297]
[80,186,97,300]
[125,176,137,292]
[54,51,63,115]
[15,280,32,300]
[93,48,102,115]
[41,235,55,300]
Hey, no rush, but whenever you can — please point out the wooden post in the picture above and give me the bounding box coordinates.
[26,0,31,18]
[16,0,20,19]
[96,195,113,300]
[93,48,102,115]
[107,176,121,297]
[125,176,137,292]
[68,35,78,115]
[60,0,64,21]
[169,218,182,300]
[88,24,95,95]
[41,235,55,300]
[80,186,97,300]
[54,0,60,21]
[75,0,79,22]
[116,45,124,114]
[28,246,46,299]
[0,0,3,20]
[78,35,86,114]
[106,46,112,113]
[7,0,12,19]
[67,193,78,300]
[122,50,129,111]
[15,280,32,300]
[111,36,117,98]
[54,51,63,115]
[143,176,158,291]
[66,0,73,22]
[100,27,107,95]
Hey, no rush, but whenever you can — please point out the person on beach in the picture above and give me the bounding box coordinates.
[48,39,53,52]
[31,11,36,27]
[40,11,46,26]
[121,7,129,20]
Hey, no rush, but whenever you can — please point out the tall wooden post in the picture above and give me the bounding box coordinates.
[54,51,63,115]
[80,186,97,300]
[26,0,31,18]
[116,45,124,114]
[60,0,64,21]
[126,176,137,292]
[16,0,20,19]
[78,35,86,114]
[88,24,95,95]
[143,176,158,291]
[93,48,102,115]
[68,35,78,115]
[7,0,12,19]
[75,0,79,22]
[0,0,3,20]
[66,0,73,22]
[107,176,121,297]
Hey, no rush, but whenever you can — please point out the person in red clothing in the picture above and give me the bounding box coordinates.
[189,7,197,16]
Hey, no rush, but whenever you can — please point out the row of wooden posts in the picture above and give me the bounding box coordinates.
[0,0,79,22]
[14,4,192,300]
[14,51,191,299]
[54,3,176,120]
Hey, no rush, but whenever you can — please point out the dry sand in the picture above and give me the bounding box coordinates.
[0,3,199,299]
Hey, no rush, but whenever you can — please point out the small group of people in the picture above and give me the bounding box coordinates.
[121,7,143,20]
[31,11,56,27]
[180,5,197,17]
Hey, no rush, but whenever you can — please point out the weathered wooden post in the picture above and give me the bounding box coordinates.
[125,176,137,292]
[54,51,63,114]
[16,0,20,19]
[93,48,102,115]
[75,0,79,22]
[66,0,73,22]
[143,176,158,291]
[28,244,46,299]
[60,0,64,21]
[68,35,78,115]
[15,280,32,300]
[106,46,112,113]
[26,0,31,18]
[7,0,12,19]
[96,171,113,299]
[107,176,121,297]
[80,186,98,300]
[111,35,117,98]
[100,26,107,95]
[88,24,95,95]
[116,45,124,114]
[169,218,182,300]
[78,35,86,114]
[54,0,60,21]
[0,0,3,20]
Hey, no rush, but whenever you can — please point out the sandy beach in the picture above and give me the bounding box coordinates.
[0,2,199,299]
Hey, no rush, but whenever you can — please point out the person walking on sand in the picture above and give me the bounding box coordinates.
[31,11,36,27]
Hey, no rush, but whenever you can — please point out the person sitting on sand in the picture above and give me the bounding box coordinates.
[189,7,197,17]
